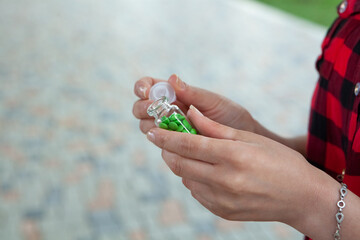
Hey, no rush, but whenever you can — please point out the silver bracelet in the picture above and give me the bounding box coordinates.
[334,183,347,240]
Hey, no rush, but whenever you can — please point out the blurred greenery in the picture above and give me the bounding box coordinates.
[255,0,341,26]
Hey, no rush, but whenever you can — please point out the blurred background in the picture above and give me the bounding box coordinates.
[0,0,337,239]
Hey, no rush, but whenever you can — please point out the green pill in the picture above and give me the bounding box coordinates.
[176,114,185,120]
[161,116,170,125]
[176,125,184,132]
[169,114,181,125]
[182,119,192,130]
[159,113,197,134]
[169,114,177,122]
[190,128,197,134]
[159,123,168,129]
[173,118,181,125]
[168,122,178,131]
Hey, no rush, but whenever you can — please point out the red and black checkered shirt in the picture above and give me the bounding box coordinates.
[306,0,360,239]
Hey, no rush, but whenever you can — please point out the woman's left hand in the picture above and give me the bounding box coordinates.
[146,105,333,227]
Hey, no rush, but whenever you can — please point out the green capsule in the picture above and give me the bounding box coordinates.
[169,114,177,122]
[161,116,170,125]
[168,122,178,131]
[173,118,181,125]
[176,114,185,120]
[190,128,197,134]
[182,129,188,133]
[176,125,184,132]
[159,123,168,129]
[182,119,192,130]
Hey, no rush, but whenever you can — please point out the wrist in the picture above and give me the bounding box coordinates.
[289,166,341,240]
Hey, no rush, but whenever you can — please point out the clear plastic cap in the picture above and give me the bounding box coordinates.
[149,82,176,103]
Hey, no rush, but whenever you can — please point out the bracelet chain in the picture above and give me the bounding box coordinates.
[334,183,347,240]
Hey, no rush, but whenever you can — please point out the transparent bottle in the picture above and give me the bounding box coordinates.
[147,96,197,134]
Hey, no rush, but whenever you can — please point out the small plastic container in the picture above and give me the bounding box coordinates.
[147,82,197,134]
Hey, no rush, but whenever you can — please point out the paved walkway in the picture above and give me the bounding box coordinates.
[0,0,328,239]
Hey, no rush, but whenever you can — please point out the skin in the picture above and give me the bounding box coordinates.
[133,74,360,240]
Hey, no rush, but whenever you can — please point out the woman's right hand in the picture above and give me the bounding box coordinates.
[133,74,258,134]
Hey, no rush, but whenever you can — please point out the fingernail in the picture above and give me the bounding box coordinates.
[147,130,155,142]
[189,105,203,116]
[139,85,147,98]
[175,75,186,90]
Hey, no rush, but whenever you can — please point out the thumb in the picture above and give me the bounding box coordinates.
[187,105,250,142]
[168,74,221,110]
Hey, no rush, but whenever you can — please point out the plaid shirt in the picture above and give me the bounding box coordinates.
[306,0,360,239]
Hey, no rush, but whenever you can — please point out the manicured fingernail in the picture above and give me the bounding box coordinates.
[147,130,155,142]
[189,105,203,116]
[139,85,147,98]
[175,75,186,90]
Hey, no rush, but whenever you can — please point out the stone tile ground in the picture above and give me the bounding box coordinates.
[0,0,328,239]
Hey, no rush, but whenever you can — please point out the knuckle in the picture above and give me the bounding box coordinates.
[217,174,244,195]
[231,175,246,194]
[178,135,195,154]
[242,144,260,169]
[216,174,230,190]
[222,142,240,162]
[182,178,189,188]
[190,190,199,200]
[171,156,183,176]
[161,149,182,176]
[213,198,237,220]
[198,137,210,152]
[139,121,148,134]
[139,121,146,133]
[224,148,239,164]
[184,180,196,192]
[159,133,170,148]
[161,149,167,160]
[225,143,256,170]
[134,100,153,119]
[132,102,140,118]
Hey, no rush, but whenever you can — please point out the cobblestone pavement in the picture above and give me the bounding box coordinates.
[0,0,329,239]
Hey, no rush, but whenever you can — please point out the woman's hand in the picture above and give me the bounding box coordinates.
[133,74,257,134]
[145,105,339,232]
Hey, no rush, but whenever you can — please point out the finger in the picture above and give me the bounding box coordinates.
[162,150,214,184]
[182,178,217,214]
[147,128,232,164]
[167,74,224,111]
[134,76,164,99]
[172,100,188,114]
[182,178,213,195]
[139,119,155,134]
[133,99,154,119]
[187,105,254,143]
